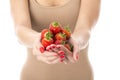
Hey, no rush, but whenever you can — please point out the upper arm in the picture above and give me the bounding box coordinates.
[77,0,101,29]
[80,0,101,19]
[10,0,31,28]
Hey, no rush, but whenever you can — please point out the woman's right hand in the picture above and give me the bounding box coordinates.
[32,33,62,64]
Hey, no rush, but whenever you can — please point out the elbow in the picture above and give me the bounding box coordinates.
[14,26,24,45]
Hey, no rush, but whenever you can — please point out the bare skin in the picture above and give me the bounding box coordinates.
[10,0,100,80]
[36,0,71,7]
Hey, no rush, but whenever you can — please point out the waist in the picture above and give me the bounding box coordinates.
[21,47,93,80]
[25,46,89,66]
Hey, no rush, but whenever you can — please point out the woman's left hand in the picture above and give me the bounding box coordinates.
[68,37,80,61]
[55,37,80,63]
[58,29,90,63]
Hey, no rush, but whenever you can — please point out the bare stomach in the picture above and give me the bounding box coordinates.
[20,46,93,80]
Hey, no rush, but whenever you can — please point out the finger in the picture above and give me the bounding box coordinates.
[66,54,75,63]
[50,44,60,52]
[33,47,42,56]
[73,52,79,61]
[50,44,56,49]
[50,44,59,52]
[36,55,45,61]
[56,45,62,49]
[72,44,79,61]
[39,47,45,53]
[59,45,73,55]
[47,56,58,61]
[62,58,69,64]
[59,54,69,64]
[43,51,58,57]
[69,38,79,61]
[51,58,61,64]
[59,45,75,63]
[56,45,75,63]
[59,55,69,64]
[46,44,56,52]
[58,50,65,55]
[38,42,45,53]
[51,47,59,53]
[73,45,79,61]
[59,54,65,59]
[46,45,51,51]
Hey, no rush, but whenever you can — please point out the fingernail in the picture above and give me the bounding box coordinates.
[49,47,52,49]
[56,46,61,48]
[46,46,50,51]
[39,47,44,53]
[60,59,63,62]
[46,48,50,51]
[58,51,65,55]
[52,45,56,48]
[46,48,49,51]
[76,55,79,60]
[54,54,58,56]
[60,55,65,59]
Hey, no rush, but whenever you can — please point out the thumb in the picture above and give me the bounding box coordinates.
[39,42,45,53]
[73,44,79,61]
[39,33,45,53]
[69,37,79,61]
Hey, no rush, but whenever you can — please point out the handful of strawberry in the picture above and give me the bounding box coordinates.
[40,21,73,53]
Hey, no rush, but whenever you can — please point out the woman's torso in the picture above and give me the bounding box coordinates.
[29,0,80,32]
[20,0,93,80]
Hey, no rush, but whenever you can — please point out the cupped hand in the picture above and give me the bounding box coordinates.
[32,34,61,64]
[45,37,80,63]
[46,44,69,64]
[52,37,80,63]
[53,44,76,64]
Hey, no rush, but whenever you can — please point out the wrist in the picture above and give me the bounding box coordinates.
[32,33,41,47]
[15,25,41,48]
[72,30,91,50]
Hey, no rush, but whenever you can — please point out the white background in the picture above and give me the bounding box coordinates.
[0,0,120,80]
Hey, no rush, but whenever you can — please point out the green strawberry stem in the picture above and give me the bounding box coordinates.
[46,35,51,40]
[46,30,53,38]
[62,41,66,45]
[69,43,73,51]
[60,33,66,38]
[52,22,59,27]
[64,25,71,32]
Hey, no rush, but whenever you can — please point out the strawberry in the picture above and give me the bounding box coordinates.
[49,21,62,34]
[41,29,53,39]
[55,32,66,41]
[41,37,54,48]
[54,40,66,45]
[62,26,71,39]
[64,43,73,52]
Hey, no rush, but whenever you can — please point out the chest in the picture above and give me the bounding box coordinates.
[36,0,71,6]
[29,0,80,32]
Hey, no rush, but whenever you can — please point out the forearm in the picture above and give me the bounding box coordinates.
[10,0,39,48]
[15,25,40,48]
[73,0,101,35]
[72,0,101,49]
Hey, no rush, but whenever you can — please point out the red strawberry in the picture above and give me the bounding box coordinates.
[55,32,66,41]
[49,22,62,34]
[54,40,66,45]
[64,43,73,52]
[41,37,54,48]
[41,29,53,39]
[62,26,71,39]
